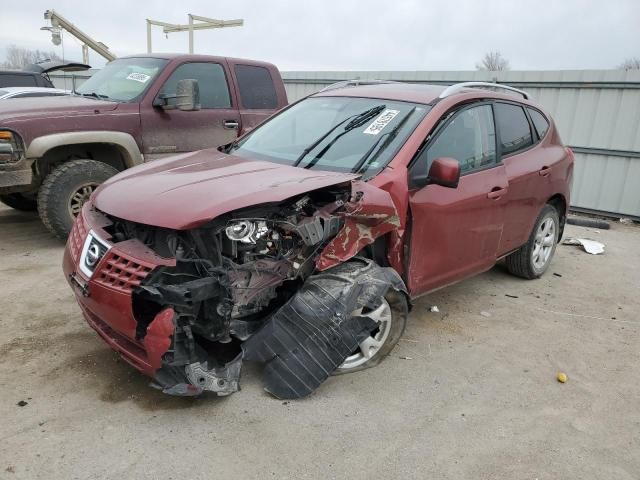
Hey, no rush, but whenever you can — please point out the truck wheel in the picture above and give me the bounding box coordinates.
[38,159,119,239]
[0,193,37,211]
[505,204,560,279]
[334,289,408,374]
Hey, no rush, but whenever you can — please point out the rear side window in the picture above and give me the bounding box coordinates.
[495,103,533,155]
[425,104,497,174]
[528,108,550,139]
[160,62,231,109]
[0,73,37,88]
[234,65,278,109]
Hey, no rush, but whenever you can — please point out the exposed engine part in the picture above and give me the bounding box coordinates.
[225,220,269,244]
[243,257,406,399]
[185,354,242,396]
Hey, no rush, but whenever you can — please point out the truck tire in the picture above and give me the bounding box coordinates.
[0,193,37,211]
[38,159,119,239]
[505,204,560,279]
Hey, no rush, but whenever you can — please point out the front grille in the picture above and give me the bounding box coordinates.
[94,251,153,293]
[69,216,88,261]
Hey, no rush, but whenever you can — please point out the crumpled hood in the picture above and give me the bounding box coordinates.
[0,95,118,123]
[93,150,358,230]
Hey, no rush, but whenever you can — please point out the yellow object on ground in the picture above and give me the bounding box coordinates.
[557,372,568,383]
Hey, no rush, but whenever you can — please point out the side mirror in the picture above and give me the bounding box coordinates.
[428,157,461,188]
[175,78,200,111]
[153,78,201,111]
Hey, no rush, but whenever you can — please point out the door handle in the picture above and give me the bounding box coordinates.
[224,120,239,130]
[487,187,507,200]
[539,166,551,177]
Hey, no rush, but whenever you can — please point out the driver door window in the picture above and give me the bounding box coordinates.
[159,62,231,109]
[426,104,497,173]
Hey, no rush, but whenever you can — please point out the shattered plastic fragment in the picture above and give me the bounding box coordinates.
[243,258,406,399]
[562,237,605,255]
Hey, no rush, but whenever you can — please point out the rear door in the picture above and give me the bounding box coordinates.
[226,61,288,134]
[495,102,560,254]
[407,103,508,295]
[140,61,241,157]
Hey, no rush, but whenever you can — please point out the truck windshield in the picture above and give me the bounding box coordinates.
[232,96,429,176]
[75,58,168,102]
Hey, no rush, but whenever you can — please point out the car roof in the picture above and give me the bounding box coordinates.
[311,82,534,106]
[118,53,276,67]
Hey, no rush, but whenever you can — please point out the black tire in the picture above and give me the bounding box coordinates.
[505,204,560,279]
[37,159,119,239]
[0,193,37,211]
[334,288,408,375]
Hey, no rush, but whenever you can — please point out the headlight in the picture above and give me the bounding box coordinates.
[225,220,269,244]
[0,130,24,164]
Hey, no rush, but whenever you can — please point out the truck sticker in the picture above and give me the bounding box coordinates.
[363,109,400,135]
[126,72,151,83]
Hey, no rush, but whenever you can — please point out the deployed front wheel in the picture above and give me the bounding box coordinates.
[38,159,119,239]
[505,204,560,279]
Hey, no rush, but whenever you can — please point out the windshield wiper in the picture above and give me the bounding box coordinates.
[352,107,417,175]
[292,104,386,168]
[77,92,110,100]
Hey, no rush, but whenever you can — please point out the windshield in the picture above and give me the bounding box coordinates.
[232,97,429,176]
[76,58,168,102]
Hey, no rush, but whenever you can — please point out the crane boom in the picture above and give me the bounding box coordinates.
[44,9,116,62]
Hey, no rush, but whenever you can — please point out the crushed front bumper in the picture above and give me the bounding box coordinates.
[63,206,176,378]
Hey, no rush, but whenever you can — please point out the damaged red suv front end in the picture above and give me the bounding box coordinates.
[63,148,408,399]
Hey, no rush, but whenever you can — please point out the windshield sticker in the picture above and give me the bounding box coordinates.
[126,72,151,83]
[363,109,400,135]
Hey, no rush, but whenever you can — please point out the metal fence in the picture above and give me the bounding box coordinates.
[282,70,640,219]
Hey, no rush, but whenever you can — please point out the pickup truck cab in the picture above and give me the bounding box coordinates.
[0,54,287,238]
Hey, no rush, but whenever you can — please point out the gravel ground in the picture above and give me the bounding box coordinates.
[0,204,638,479]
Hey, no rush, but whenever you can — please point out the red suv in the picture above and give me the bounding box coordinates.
[63,81,573,399]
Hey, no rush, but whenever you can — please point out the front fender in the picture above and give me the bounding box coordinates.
[315,181,401,271]
[26,131,143,168]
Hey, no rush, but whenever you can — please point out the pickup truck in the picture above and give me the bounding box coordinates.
[0,54,288,238]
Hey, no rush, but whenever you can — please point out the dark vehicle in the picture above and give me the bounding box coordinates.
[0,60,90,88]
[0,54,287,238]
[63,81,573,399]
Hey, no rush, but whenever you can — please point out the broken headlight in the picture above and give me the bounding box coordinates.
[0,130,24,164]
[225,220,269,244]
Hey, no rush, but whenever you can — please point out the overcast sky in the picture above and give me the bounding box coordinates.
[1,0,638,71]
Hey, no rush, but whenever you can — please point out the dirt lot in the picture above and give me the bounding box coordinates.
[0,204,638,480]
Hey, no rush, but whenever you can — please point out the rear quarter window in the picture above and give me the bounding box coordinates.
[234,65,278,109]
[495,102,533,155]
[528,108,550,139]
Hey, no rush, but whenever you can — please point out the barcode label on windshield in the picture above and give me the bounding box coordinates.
[363,109,400,135]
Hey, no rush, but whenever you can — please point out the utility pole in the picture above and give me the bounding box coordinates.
[146,14,243,54]
[41,9,116,63]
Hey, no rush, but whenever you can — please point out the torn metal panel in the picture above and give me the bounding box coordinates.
[316,181,401,271]
[243,258,406,399]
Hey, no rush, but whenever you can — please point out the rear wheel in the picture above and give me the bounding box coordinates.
[335,289,408,374]
[0,192,37,211]
[505,204,560,279]
[38,159,119,239]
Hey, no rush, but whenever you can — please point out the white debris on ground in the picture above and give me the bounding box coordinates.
[429,305,440,313]
[562,237,605,255]
[480,311,492,318]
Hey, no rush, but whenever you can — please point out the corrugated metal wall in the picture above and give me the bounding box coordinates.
[282,70,640,218]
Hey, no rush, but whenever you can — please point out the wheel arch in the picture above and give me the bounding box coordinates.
[27,131,143,177]
[547,193,567,240]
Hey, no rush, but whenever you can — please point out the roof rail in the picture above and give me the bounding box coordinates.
[438,81,529,100]
[319,79,399,93]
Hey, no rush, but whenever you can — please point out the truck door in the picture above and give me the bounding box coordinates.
[140,61,240,158]
[407,103,508,296]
